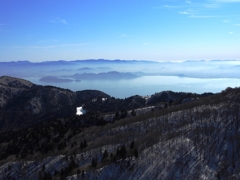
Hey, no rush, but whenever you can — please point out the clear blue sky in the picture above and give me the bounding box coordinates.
[0,0,240,62]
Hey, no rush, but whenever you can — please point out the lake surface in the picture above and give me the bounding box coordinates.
[26,76,240,98]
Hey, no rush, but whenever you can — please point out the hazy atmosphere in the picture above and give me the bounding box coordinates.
[1,0,240,62]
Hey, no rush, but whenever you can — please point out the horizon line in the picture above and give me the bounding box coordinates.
[0,59,240,63]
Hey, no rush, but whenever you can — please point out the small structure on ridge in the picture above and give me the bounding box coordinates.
[76,106,86,116]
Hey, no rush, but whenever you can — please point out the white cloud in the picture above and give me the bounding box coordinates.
[204,3,219,8]
[164,5,185,8]
[223,20,230,23]
[60,19,67,24]
[51,18,67,24]
[229,31,234,34]
[158,0,240,22]
[233,23,240,26]
[179,11,193,15]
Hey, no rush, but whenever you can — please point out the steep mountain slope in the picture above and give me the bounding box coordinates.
[1,87,240,179]
[0,76,110,131]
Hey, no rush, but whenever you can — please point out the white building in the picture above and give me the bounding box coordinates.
[76,106,86,116]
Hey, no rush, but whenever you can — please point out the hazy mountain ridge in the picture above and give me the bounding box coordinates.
[39,71,138,84]
[71,71,138,80]
[39,76,74,83]
[2,59,240,80]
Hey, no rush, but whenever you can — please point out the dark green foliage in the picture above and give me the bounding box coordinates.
[121,145,127,157]
[43,172,52,180]
[0,111,110,161]
[68,158,78,171]
[130,141,135,149]
[164,103,168,108]
[80,141,84,149]
[83,139,87,148]
[116,145,127,158]
[91,158,97,167]
[131,109,136,116]
[60,168,66,178]
[114,111,120,120]
[80,139,87,150]
[56,159,79,178]
[58,141,66,150]
[120,110,128,119]
[42,143,54,154]
[54,170,59,176]
[102,149,109,160]
[113,155,117,162]
[84,95,146,114]
[21,153,26,158]
[134,149,139,158]
[42,164,45,170]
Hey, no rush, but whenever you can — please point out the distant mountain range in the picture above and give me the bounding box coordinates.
[0,59,159,67]
[71,71,138,80]
[39,71,139,83]
[39,76,74,83]
[1,59,240,80]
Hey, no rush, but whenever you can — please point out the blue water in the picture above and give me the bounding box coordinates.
[26,76,240,98]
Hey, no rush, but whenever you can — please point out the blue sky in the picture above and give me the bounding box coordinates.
[0,0,240,62]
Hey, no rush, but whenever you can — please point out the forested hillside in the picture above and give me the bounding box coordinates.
[1,82,240,179]
[0,76,206,131]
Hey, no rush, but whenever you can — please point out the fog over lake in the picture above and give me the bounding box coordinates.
[27,76,240,98]
[2,60,240,98]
